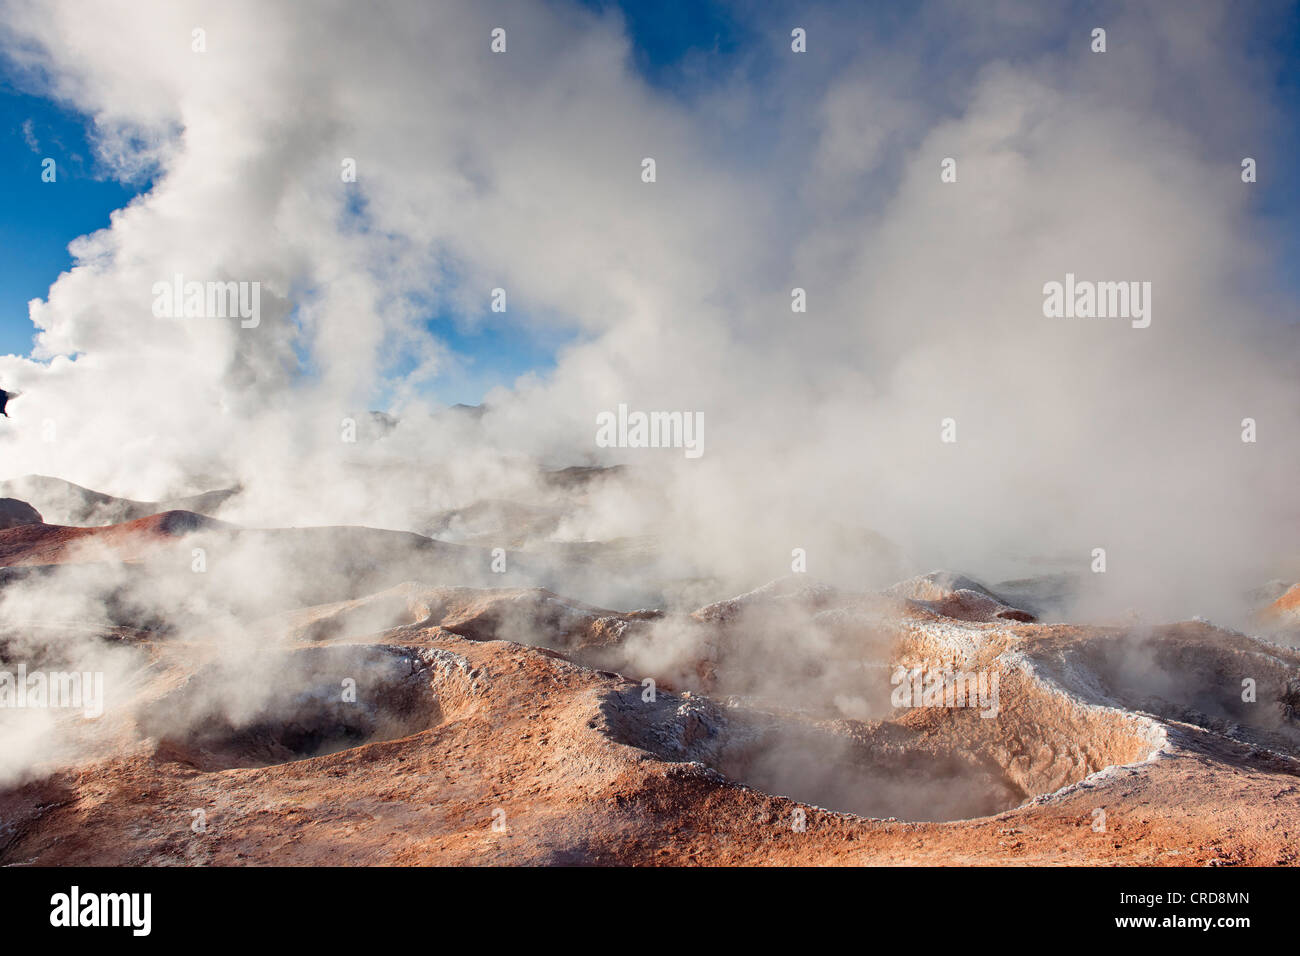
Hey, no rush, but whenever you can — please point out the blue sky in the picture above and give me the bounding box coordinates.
[0,88,142,357]
[0,80,580,407]
[2,0,1299,405]
[577,0,748,87]
[0,0,762,406]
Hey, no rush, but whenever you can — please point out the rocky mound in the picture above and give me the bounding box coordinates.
[1268,583,1300,618]
[270,582,664,656]
[0,510,228,566]
[0,475,239,526]
[0,498,41,530]
[2,502,1300,866]
[4,593,1298,865]
[888,570,1036,622]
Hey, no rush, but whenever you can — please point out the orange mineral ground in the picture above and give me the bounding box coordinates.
[1,485,1298,866]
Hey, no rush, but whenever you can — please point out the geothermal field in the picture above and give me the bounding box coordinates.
[2,464,1300,867]
[0,0,1297,904]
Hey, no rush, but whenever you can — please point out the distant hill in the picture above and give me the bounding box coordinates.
[0,474,240,526]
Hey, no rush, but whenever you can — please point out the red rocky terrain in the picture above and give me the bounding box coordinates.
[2,490,1300,865]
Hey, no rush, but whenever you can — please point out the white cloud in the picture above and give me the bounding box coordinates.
[0,0,1294,621]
